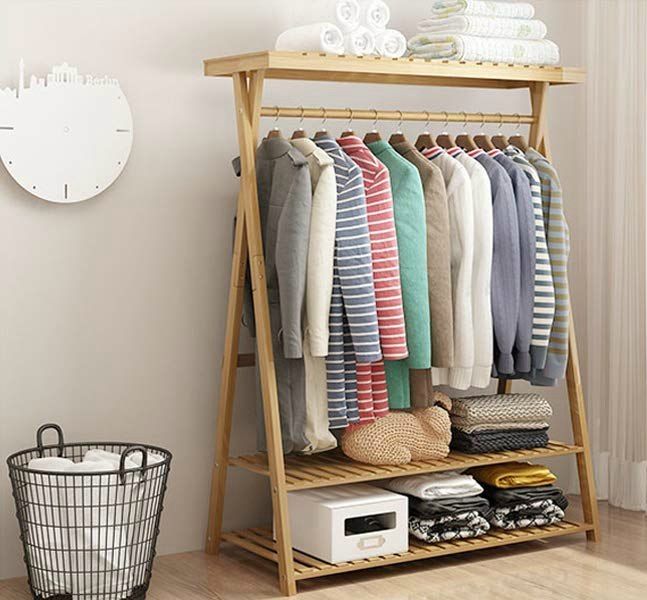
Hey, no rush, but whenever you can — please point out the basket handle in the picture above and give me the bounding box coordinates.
[119,445,148,484]
[36,424,65,457]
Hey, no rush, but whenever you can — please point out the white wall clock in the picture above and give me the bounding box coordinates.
[0,61,133,203]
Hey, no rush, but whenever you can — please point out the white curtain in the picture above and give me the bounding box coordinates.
[583,0,647,511]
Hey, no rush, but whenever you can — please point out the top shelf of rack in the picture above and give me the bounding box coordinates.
[203,51,585,89]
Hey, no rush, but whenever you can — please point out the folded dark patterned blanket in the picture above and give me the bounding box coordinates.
[408,495,492,519]
[482,484,569,510]
[450,427,549,453]
[489,499,564,530]
[409,510,490,543]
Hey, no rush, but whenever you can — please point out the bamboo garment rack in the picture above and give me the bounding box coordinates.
[202,51,599,596]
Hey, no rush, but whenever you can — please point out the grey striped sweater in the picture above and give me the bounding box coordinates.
[315,135,382,428]
[504,146,556,371]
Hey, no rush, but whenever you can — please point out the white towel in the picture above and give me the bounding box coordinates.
[374,29,407,58]
[418,15,547,39]
[384,471,484,499]
[359,0,391,33]
[431,0,535,19]
[336,0,361,33]
[408,33,559,65]
[275,23,344,55]
[344,25,376,56]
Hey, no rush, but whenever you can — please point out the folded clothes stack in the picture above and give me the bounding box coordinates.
[470,462,567,529]
[449,393,552,453]
[408,0,560,65]
[384,471,491,543]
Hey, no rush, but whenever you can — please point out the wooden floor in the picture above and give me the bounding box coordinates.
[2,500,646,600]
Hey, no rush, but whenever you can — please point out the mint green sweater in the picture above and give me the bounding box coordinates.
[368,140,431,408]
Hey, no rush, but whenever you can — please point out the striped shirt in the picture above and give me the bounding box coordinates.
[337,135,408,360]
[315,135,382,428]
[504,146,555,371]
[525,148,570,382]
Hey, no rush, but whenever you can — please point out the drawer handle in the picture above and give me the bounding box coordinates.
[357,534,386,550]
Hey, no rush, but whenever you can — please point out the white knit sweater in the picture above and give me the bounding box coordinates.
[426,148,475,390]
[447,147,493,388]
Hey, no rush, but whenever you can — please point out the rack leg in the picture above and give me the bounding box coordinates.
[232,70,297,596]
[205,70,266,556]
[530,82,600,542]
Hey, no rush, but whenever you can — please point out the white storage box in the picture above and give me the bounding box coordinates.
[285,483,408,564]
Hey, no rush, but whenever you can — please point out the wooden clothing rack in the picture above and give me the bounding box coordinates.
[202,51,598,596]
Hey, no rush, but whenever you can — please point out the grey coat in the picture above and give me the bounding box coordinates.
[239,137,313,453]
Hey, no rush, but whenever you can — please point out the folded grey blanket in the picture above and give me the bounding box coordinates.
[450,427,549,453]
[450,394,552,431]
[482,484,569,511]
[407,495,492,519]
[409,510,490,543]
[490,499,564,530]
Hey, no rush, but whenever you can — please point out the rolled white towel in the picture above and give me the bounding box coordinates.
[408,33,560,65]
[374,29,407,58]
[275,23,344,55]
[359,0,391,33]
[27,456,75,471]
[431,0,535,20]
[418,15,547,40]
[344,25,376,56]
[336,0,361,33]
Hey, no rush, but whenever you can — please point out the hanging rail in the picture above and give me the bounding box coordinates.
[260,106,535,124]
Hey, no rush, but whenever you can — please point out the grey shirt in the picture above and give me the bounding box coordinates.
[468,149,520,376]
[488,150,537,374]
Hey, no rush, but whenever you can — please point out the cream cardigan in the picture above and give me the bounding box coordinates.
[447,147,493,388]
[424,148,475,390]
[290,137,337,453]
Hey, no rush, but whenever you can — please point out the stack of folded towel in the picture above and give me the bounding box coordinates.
[449,393,552,453]
[408,0,560,65]
[275,1,407,58]
[470,462,567,529]
[384,471,491,543]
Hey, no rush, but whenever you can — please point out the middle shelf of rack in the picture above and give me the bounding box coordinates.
[228,441,583,491]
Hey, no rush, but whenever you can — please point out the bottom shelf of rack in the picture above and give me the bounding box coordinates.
[222,520,592,580]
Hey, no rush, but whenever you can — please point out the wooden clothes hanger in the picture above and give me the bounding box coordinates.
[436,112,456,149]
[290,106,307,139]
[509,113,529,151]
[455,111,477,151]
[314,107,330,140]
[340,108,355,138]
[364,109,382,144]
[415,111,437,151]
[469,111,494,151]
[491,113,510,150]
[267,106,283,139]
[388,111,407,145]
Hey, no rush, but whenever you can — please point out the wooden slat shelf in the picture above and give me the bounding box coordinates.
[223,520,592,580]
[229,441,583,490]
[203,51,585,89]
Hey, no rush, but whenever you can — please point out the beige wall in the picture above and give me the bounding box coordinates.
[0,0,586,579]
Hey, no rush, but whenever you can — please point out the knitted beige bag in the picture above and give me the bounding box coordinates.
[341,392,452,465]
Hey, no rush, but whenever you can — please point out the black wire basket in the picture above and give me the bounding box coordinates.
[7,424,172,600]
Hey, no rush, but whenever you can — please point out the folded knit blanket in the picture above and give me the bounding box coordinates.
[407,34,560,66]
[482,484,569,511]
[408,494,491,519]
[409,510,490,543]
[469,462,556,488]
[418,15,547,40]
[490,499,564,530]
[431,0,535,20]
[450,394,553,430]
[384,471,483,499]
[450,427,549,453]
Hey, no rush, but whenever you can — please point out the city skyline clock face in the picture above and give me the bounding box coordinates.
[0,62,133,203]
